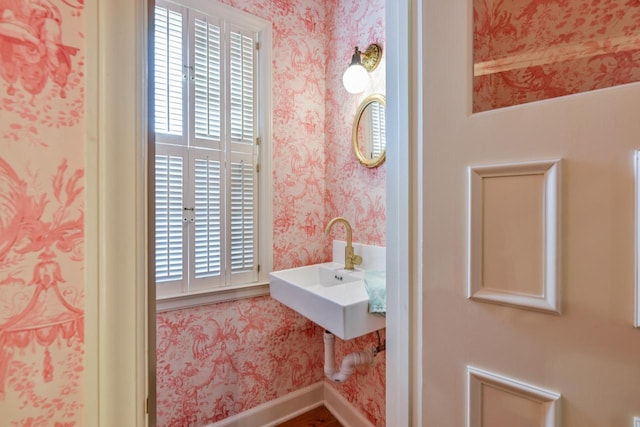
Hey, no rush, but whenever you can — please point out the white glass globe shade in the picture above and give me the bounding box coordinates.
[342,64,369,94]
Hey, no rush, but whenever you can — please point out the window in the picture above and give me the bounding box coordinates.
[153,0,272,307]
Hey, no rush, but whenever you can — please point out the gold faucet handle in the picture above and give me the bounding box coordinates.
[351,254,363,266]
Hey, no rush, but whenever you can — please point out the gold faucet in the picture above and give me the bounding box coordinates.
[325,217,363,270]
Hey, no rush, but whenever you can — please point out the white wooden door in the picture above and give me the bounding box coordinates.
[420,1,640,426]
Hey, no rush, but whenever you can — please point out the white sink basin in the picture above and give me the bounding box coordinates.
[269,262,385,340]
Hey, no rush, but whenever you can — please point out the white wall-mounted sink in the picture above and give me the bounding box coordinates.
[270,241,386,340]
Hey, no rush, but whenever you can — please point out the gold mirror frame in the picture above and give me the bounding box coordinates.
[352,93,386,168]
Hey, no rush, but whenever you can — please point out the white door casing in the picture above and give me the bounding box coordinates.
[386,0,423,425]
[85,0,150,425]
[421,1,640,426]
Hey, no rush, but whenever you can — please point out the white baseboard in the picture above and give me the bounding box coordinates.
[206,383,323,427]
[323,383,375,427]
[205,381,375,427]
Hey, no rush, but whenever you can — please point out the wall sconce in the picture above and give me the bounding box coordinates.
[342,43,382,94]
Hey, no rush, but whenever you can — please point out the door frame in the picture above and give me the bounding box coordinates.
[85,0,151,424]
[386,0,424,425]
[84,0,423,425]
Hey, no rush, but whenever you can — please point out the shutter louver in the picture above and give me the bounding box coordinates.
[230,159,255,274]
[154,5,184,137]
[155,153,184,282]
[193,16,222,144]
[229,31,255,144]
[370,101,385,158]
[193,155,222,279]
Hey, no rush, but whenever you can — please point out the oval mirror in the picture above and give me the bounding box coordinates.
[352,94,386,168]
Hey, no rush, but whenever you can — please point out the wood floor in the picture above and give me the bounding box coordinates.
[275,405,343,427]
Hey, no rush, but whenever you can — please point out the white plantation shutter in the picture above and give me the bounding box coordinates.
[191,13,222,148]
[228,154,257,284]
[189,149,224,291]
[154,3,186,144]
[154,146,187,297]
[227,27,258,286]
[229,29,255,144]
[154,1,265,299]
[370,101,385,158]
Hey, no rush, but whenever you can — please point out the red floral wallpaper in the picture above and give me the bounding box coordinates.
[0,0,85,425]
[156,0,387,426]
[324,0,386,425]
[0,0,387,425]
[156,297,324,426]
[326,330,386,426]
[474,0,640,112]
[156,0,331,424]
[2,0,636,420]
[325,0,386,247]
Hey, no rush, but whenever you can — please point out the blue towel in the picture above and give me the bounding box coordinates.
[364,270,386,316]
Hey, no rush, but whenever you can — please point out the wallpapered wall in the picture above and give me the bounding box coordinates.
[474,0,640,112]
[0,0,85,425]
[324,0,386,420]
[9,0,637,425]
[325,1,385,248]
[0,0,386,424]
[155,0,387,426]
[156,297,324,425]
[156,0,329,424]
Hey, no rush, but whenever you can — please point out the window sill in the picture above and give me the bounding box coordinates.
[156,281,270,312]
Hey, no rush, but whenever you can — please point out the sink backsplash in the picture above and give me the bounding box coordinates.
[332,240,386,271]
